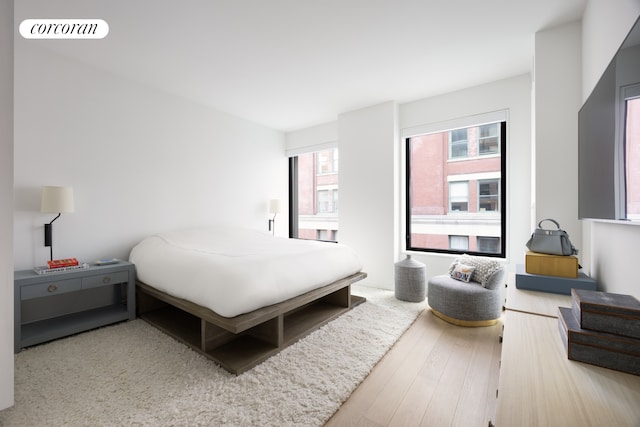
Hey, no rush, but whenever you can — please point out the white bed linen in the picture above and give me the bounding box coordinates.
[129,226,363,317]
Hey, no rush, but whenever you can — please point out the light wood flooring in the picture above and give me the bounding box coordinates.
[325,308,503,427]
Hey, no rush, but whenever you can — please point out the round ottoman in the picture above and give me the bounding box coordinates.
[427,272,504,327]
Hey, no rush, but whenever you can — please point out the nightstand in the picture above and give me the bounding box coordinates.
[14,260,136,352]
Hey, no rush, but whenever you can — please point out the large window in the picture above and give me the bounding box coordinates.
[406,120,506,257]
[289,148,339,241]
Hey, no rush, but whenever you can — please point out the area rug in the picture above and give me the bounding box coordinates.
[0,285,425,427]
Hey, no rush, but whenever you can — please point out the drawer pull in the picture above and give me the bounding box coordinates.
[102,276,111,284]
[47,284,58,292]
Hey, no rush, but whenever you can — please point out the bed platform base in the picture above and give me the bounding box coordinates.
[136,271,367,375]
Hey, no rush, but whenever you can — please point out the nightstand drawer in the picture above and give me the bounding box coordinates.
[82,270,129,290]
[21,278,82,300]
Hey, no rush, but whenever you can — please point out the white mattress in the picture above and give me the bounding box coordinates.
[129,226,363,317]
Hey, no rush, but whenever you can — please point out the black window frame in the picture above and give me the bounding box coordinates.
[405,121,507,258]
[288,156,299,238]
[288,153,339,242]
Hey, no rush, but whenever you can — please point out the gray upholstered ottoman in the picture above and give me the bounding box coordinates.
[427,264,505,327]
[394,255,426,302]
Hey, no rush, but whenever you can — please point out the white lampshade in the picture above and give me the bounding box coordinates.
[268,199,281,214]
[41,186,75,213]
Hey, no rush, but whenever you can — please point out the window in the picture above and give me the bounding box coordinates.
[317,190,329,213]
[449,128,468,159]
[477,236,500,254]
[478,179,500,212]
[406,119,506,257]
[317,229,338,241]
[317,149,338,174]
[449,181,469,212]
[478,123,500,155]
[449,235,469,251]
[289,148,339,241]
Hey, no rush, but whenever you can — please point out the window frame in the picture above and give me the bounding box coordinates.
[289,148,339,242]
[478,123,500,156]
[449,235,469,251]
[623,84,640,220]
[449,128,469,159]
[449,181,469,212]
[289,156,299,238]
[477,236,500,253]
[405,120,507,258]
[478,178,500,212]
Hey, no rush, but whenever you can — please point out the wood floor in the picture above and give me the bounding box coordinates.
[325,308,503,427]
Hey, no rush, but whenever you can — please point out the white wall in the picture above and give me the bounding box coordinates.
[285,104,401,288]
[533,22,582,253]
[582,0,640,101]
[13,44,288,271]
[0,0,14,412]
[338,102,399,288]
[580,0,640,295]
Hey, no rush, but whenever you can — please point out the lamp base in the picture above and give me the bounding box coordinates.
[44,223,52,247]
[44,213,61,261]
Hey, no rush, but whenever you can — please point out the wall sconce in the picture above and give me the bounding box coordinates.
[268,199,281,235]
[41,186,74,261]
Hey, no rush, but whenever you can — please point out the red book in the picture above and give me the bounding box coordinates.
[47,258,79,269]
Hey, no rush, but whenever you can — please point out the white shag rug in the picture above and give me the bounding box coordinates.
[0,285,425,427]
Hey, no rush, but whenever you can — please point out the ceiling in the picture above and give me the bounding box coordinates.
[16,0,587,132]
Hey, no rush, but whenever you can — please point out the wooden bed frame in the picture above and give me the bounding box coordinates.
[136,271,367,374]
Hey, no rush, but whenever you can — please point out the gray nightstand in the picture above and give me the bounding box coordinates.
[14,260,136,352]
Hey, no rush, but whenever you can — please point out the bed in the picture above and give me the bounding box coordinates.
[129,226,367,374]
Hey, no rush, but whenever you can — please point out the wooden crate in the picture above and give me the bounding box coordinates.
[558,307,640,376]
[571,289,640,339]
[525,251,578,278]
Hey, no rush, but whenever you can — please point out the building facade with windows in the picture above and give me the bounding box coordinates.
[295,148,339,241]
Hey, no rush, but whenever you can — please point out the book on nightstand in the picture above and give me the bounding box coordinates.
[95,258,119,266]
[34,262,89,275]
[47,257,79,269]
[34,258,89,275]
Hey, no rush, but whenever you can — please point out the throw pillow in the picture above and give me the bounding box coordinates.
[450,262,475,283]
[456,254,502,287]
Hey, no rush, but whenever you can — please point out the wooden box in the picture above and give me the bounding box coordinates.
[525,251,578,278]
[515,264,596,295]
[558,307,640,376]
[571,289,640,339]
